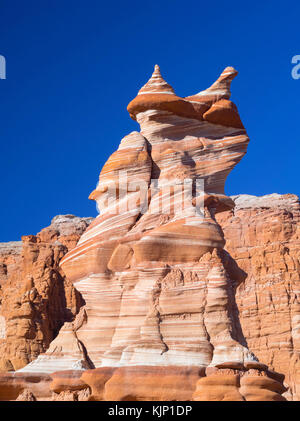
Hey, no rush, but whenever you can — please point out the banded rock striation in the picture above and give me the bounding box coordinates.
[12,65,287,401]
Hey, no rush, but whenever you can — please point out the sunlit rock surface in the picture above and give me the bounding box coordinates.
[217,193,300,400]
[0,66,291,401]
[0,215,93,372]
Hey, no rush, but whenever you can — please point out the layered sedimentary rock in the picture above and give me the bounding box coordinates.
[10,65,286,401]
[0,215,93,372]
[217,193,300,400]
[8,192,297,401]
[193,365,286,401]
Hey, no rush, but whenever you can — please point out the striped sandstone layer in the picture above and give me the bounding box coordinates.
[15,66,286,401]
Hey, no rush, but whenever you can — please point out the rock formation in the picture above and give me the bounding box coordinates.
[4,65,287,401]
[217,193,300,400]
[0,242,22,346]
[0,215,93,372]
[0,241,22,285]
[0,66,296,401]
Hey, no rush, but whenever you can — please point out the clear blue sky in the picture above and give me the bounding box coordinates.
[0,0,299,241]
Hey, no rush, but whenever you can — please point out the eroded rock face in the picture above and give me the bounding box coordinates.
[193,366,286,401]
[21,65,256,374]
[13,65,286,401]
[0,67,292,401]
[0,242,23,343]
[216,193,300,400]
[0,215,93,372]
[0,242,22,286]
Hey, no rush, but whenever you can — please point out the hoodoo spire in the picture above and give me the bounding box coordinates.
[192,66,238,100]
[138,64,175,95]
[128,65,243,127]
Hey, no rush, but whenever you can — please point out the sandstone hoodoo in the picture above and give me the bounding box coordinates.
[0,66,295,401]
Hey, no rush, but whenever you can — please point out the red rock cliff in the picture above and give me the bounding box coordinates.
[217,193,300,400]
[0,215,93,371]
